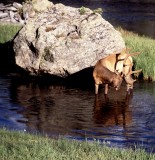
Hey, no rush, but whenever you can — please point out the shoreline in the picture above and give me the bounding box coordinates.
[0,128,155,159]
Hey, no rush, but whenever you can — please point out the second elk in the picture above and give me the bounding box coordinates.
[93,48,142,95]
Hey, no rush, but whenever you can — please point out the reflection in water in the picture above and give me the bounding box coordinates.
[9,80,95,136]
[93,91,133,127]
[0,77,27,130]
[1,76,155,152]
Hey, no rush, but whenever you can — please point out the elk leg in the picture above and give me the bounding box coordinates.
[126,84,130,93]
[105,84,108,94]
[95,84,99,94]
[126,83,133,94]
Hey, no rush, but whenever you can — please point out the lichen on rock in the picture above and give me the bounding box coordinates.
[13,0,125,77]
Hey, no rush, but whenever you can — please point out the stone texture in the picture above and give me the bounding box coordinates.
[13,1,125,77]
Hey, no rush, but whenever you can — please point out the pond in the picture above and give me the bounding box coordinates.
[1,0,155,153]
[0,75,155,152]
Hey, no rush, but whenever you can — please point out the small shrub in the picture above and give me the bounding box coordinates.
[79,6,86,15]
[93,8,103,15]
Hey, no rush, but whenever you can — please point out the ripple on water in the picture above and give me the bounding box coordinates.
[1,76,155,152]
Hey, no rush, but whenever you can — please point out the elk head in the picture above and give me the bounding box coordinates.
[113,71,123,91]
[122,51,142,91]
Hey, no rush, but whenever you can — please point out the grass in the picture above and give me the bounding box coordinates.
[0,128,155,160]
[118,27,155,81]
[0,23,155,80]
[0,22,22,44]
[0,24,155,159]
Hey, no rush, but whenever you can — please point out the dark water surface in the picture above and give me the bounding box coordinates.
[2,0,155,39]
[1,75,155,152]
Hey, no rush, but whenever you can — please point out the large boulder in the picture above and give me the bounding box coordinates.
[13,1,125,77]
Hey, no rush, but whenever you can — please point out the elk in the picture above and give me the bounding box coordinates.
[93,48,142,95]
[93,62,123,94]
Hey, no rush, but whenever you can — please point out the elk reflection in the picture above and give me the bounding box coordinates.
[93,91,133,127]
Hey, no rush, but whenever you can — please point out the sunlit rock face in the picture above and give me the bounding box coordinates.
[13,0,125,77]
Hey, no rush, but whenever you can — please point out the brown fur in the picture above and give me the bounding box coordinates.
[93,48,142,94]
[93,60,123,94]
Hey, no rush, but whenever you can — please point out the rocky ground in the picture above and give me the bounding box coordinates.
[0,2,25,24]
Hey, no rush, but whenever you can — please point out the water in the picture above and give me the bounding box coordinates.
[1,75,155,152]
[2,0,155,39]
[1,0,155,153]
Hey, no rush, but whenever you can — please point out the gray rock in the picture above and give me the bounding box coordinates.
[13,2,125,77]
[6,6,17,11]
[0,3,4,7]
[0,4,11,10]
[0,12,8,18]
[9,11,17,23]
[14,13,25,24]
[13,2,23,9]
[0,16,10,22]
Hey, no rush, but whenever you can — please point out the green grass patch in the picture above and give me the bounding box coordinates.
[0,23,22,44]
[118,28,155,81]
[0,128,155,160]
